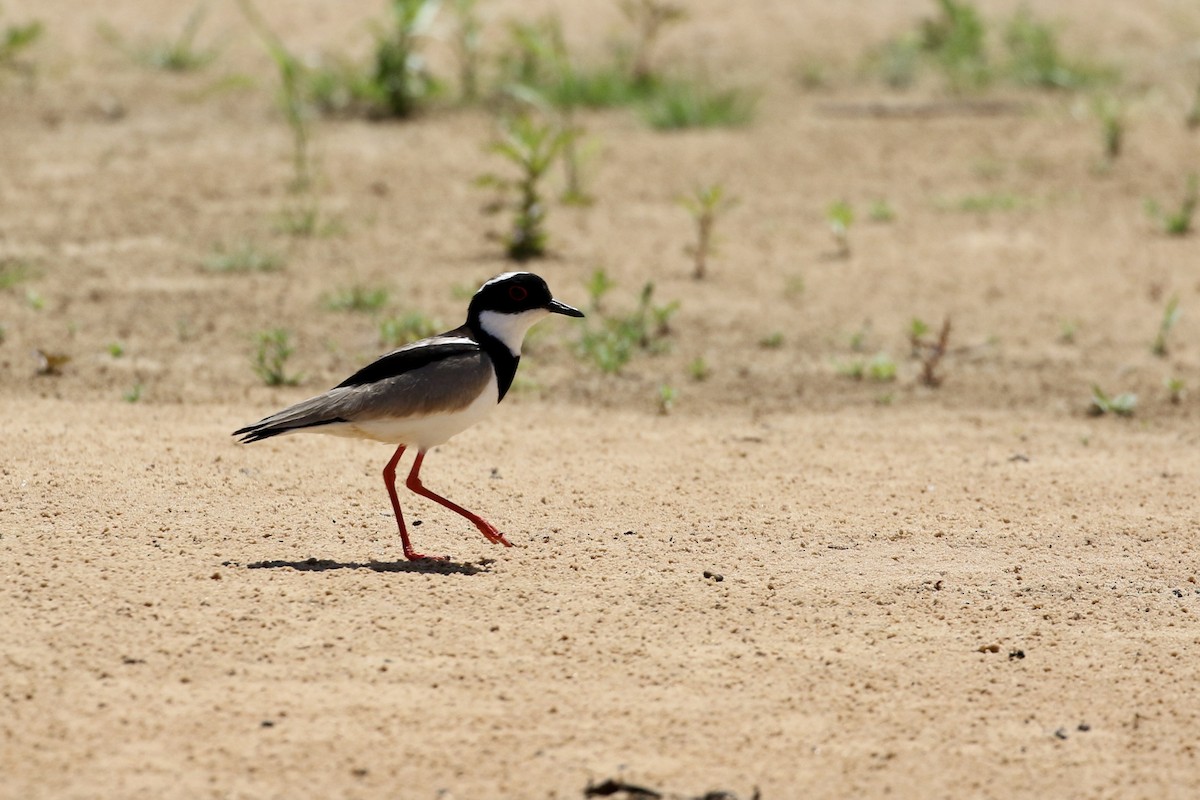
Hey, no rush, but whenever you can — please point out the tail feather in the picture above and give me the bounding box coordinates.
[233,392,351,444]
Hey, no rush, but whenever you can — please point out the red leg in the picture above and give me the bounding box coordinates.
[382,444,445,562]
[406,451,512,548]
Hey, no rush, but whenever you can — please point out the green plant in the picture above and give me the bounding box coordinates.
[687,356,710,381]
[641,80,756,130]
[1003,9,1113,90]
[909,317,951,387]
[380,312,439,346]
[1058,319,1079,344]
[1088,384,1136,417]
[758,332,784,349]
[99,5,220,72]
[1092,94,1123,164]
[618,0,686,86]
[275,203,342,237]
[868,200,896,222]
[920,0,990,90]
[478,115,566,261]
[26,288,44,310]
[252,328,302,386]
[202,242,284,273]
[826,200,854,257]
[576,282,678,373]
[324,285,389,313]
[680,183,736,279]
[585,267,616,311]
[0,14,42,74]
[939,192,1027,213]
[1145,175,1198,236]
[0,257,35,289]
[123,383,144,403]
[836,353,896,382]
[237,0,316,192]
[1166,376,1186,404]
[448,0,482,102]
[1151,295,1181,357]
[369,0,441,117]
[656,383,678,415]
[107,342,125,358]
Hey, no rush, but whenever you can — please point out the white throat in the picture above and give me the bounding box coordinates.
[478,308,549,356]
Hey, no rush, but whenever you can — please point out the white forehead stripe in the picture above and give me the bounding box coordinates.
[395,336,475,352]
[480,271,533,290]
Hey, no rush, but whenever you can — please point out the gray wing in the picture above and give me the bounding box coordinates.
[234,344,492,443]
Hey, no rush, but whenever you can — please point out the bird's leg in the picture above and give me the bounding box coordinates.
[406,450,512,548]
[382,444,444,562]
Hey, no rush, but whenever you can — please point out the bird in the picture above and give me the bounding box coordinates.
[233,271,584,561]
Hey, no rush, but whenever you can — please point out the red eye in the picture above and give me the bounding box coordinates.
[508,286,528,302]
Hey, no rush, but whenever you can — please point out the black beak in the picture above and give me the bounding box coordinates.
[547,299,585,318]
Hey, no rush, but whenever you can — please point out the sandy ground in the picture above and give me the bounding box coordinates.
[3,1,1200,798]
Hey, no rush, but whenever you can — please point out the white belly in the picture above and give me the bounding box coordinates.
[343,372,500,450]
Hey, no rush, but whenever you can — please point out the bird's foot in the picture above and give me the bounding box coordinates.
[476,522,512,548]
[404,549,449,563]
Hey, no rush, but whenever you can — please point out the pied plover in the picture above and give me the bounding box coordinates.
[233,272,584,561]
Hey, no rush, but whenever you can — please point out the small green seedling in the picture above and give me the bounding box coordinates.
[478,115,566,261]
[576,282,679,373]
[1145,175,1198,236]
[1088,384,1136,417]
[837,352,897,382]
[0,15,42,74]
[909,316,952,387]
[1166,376,1186,405]
[324,285,389,313]
[203,242,283,273]
[868,200,896,222]
[619,0,686,86]
[236,0,316,192]
[1151,295,1181,357]
[107,342,125,358]
[641,80,756,130]
[656,383,678,415]
[680,183,736,279]
[380,312,439,346]
[100,5,220,72]
[1092,94,1123,164]
[123,383,144,403]
[687,356,710,381]
[827,200,854,257]
[585,267,616,311]
[448,0,482,102]
[0,257,35,289]
[368,0,441,118]
[1058,319,1079,344]
[252,328,302,386]
[759,332,784,349]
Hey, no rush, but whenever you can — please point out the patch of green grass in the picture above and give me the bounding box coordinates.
[107,342,125,358]
[0,257,36,289]
[323,285,389,313]
[0,15,42,72]
[575,282,678,373]
[380,312,439,347]
[1003,9,1115,90]
[920,0,990,90]
[837,352,897,383]
[252,328,302,386]
[938,192,1027,213]
[1088,384,1136,417]
[641,80,756,130]
[1145,175,1198,237]
[99,5,220,72]
[202,242,284,273]
[758,332,784,349]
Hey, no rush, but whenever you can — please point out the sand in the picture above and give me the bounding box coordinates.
[3,1,1200,798]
